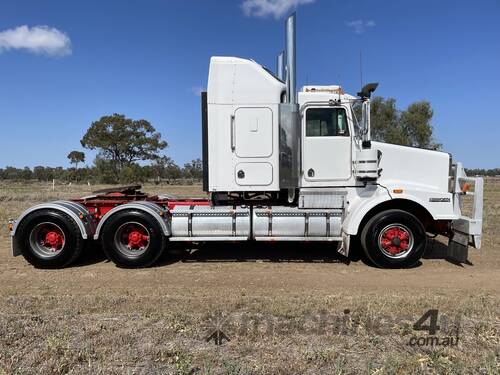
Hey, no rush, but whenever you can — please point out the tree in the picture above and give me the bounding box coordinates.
[151,156,182,182]
[368,97,441,150]
[119,163,146,183]
[20,167,33,181]
[33,166,48,181]
[165,161,182,182]
[2,166,21,180]
[183,158,203,181]
[81,114,167,180]
[369,97,402,144]
[400,101,441,149]
[67,151,85,170]
[93,156,119,184]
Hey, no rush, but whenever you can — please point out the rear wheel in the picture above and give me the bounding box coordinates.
[15,210,84,268]
[361,209,427,268]
[101,210,165,268]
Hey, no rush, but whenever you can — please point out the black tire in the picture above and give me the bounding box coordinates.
[100,210,166,268]
[360,209,427,268]
[15,209,84,268]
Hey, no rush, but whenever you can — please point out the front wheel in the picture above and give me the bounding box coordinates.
[100,210,166,268]
[360,209,427,268]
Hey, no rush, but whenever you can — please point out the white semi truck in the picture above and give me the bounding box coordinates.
[9,14,483,269]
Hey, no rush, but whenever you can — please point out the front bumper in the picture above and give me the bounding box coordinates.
[447,163,483,262]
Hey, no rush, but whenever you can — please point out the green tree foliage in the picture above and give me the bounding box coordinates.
[81,114,167,181]
[93,156,119,184]
[34,166,51,181]
[400,101,441,149]
[119,163,147,183]
[0,166,66,181]
[369,97,400,143]
[150,156,183,182]
[182,159,203,180]
[165,161,182,181]
[20,167,33,180]
[368,97,441,150]
[67,151,85,169]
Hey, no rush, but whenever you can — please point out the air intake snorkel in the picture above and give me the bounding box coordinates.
[357,83,379,149]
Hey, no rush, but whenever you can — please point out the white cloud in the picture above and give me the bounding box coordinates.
[242,0,315,19]
[346,19,376,34]
[0,25,72,56]
[190,86,205,96]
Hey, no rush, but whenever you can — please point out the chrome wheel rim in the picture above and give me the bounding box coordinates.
[377,223,414,259]
[29,222,65,258]
[113,222,150,258]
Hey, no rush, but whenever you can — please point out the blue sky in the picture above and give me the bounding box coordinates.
[0,0,499,169]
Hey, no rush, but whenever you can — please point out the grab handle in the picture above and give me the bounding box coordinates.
[230,114,235,151]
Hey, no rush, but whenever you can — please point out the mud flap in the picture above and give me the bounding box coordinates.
[337,232,350,257]
[447,231,469,263]
[11,236,21,257]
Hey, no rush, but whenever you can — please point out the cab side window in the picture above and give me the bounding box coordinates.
[306,108,349,137]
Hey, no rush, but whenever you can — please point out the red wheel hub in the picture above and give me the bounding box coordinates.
[379,226,410,255]
[42,228,64,251]
[126,228,149,250]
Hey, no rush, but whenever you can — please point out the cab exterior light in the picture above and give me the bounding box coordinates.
[393,189,403,194]
[461,183,471,193]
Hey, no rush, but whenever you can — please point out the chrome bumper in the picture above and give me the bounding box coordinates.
[448,163,484,262]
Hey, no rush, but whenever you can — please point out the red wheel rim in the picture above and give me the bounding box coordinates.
[29,222,66,257]
[377,224,414,258]
[114,222,150,257]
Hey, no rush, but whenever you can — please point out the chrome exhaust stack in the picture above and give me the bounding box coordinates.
[285,13,297,103]
[276,51,285,81]
[279,13,300,193]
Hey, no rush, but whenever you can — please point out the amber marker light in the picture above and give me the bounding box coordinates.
[461,183,471,193]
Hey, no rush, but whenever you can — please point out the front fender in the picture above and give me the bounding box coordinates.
[343,185,391,235]
[383,183,455,221]
[343,183,456,236]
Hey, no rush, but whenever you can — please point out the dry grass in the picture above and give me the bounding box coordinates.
[0,180,499,374]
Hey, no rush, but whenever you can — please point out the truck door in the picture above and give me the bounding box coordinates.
[302,106,352,181]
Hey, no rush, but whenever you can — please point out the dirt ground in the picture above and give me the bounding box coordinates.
[0,181,498,374]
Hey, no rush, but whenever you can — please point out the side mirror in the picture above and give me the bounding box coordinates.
[357,82,379,99]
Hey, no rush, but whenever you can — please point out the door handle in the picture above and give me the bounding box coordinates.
[230,114,235,151]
